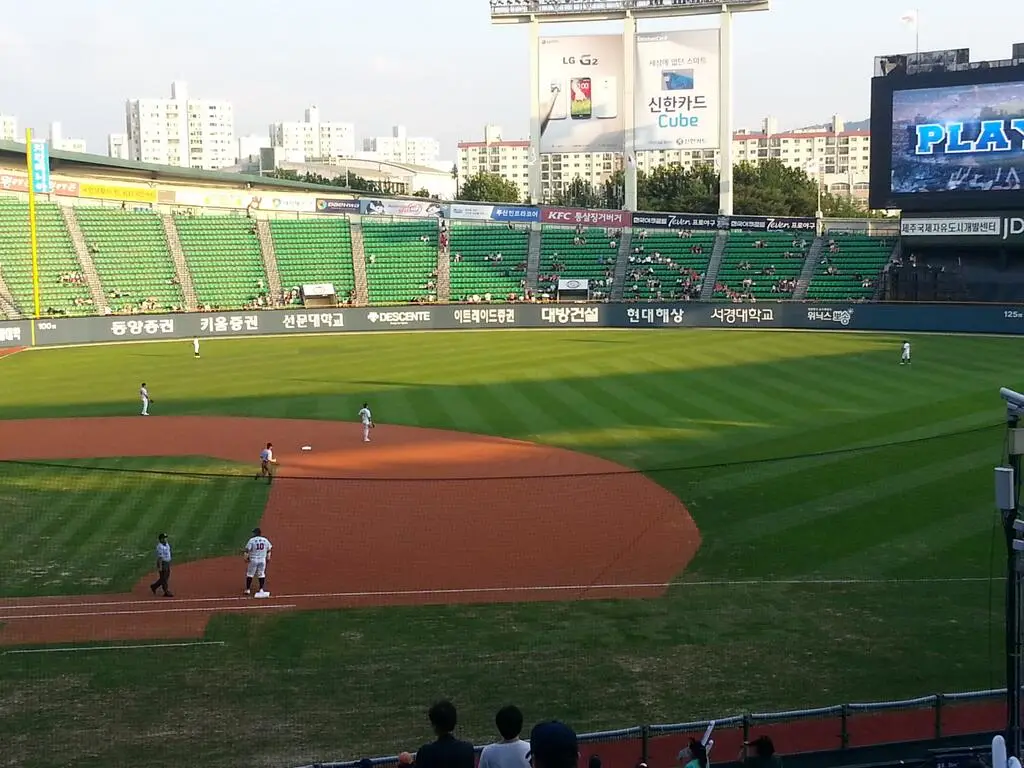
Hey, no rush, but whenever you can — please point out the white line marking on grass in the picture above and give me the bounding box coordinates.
[0,603,296,621]
[0,577,996,615]
[3,640,226,655]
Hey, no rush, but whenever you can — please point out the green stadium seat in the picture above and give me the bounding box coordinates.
[623,229,714,301]
[806,234,896,301]
[269,218,356,305]
[713,231,810,301]
[538,227,619,299]
[173,215,268,310]
[361,220,438,305]
[0,200,94,316]
[74,206,184,313]
[448,223,529,302]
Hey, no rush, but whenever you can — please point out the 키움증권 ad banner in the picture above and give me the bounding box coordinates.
[538,35,625,154]
[634,29,720,152]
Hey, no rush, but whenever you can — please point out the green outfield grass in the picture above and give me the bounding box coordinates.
[0,328,1019,768]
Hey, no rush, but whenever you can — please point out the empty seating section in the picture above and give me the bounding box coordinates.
[174,215,268,310]
[806,234,895,301]
[75,207,184,313]
[713,232,810,300]
[539,227,619,298]
[449,224,529,301]
[362,220,438,304]
[624,230,715,301]
[269,219,356,304]
[0,199,93,316]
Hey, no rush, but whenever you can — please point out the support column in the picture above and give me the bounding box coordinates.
[623,13,637,211]
[528,18,542,205]
[718,8,734,216]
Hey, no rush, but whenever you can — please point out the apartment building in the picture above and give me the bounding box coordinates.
[268,106,355,163]
[361,125,441,166]
[107,133,129,160]
[0,114,16,142]
[125,81,236,170]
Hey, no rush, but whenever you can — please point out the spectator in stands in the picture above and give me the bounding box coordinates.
[479,705,530,768]
[741,737,781,768]
[678,739,708,768]
[415,700,474,768]
[528,722,579,768]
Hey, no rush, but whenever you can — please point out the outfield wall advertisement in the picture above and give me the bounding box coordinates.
[6,302,1024,348]
[538,35,625,154]
[634,30,720,152]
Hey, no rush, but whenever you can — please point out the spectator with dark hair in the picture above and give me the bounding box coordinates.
[527,721,579,768]
[742,737,781,768]
[415,701,475,768]
[480,705,531,768]
[678,739,708,768]
[588,756,602,768]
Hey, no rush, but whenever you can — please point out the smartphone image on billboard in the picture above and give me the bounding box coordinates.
[547,80,567,120]
[662,69,695,91]
[593,76,618,119]
[570,77,592,119]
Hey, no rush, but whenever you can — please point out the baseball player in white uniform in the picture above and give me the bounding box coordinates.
[193,337,200,359]
[900,340,911,365]
[140,382,151,416]
[243,527,272,595]
[359,402,374,443]
[256,442,277,482]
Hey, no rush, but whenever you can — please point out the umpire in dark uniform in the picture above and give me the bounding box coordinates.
[150,533,173,597]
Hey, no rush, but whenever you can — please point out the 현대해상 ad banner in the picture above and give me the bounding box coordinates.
[634,29,720,152]
[538,35,625,153]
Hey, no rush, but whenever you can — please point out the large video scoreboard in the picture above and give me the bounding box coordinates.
[869,51,1024,212]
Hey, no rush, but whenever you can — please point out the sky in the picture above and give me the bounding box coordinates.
[1,0,1022,159]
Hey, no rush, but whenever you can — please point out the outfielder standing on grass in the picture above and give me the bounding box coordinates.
[243,527,272,596]
[140,382,152,416]
[150,533,173,597]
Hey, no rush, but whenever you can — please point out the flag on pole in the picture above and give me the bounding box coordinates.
[900,10,918,27]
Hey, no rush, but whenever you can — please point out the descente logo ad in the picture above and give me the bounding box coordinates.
[367,311,431,325]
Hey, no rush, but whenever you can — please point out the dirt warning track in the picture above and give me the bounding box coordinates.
[0,417,700,646]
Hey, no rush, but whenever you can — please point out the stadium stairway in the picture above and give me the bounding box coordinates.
[610,229,632,301]
[526,227,542,291]
[699,230,729,300]
[435,230,451,303]
[255,219,284,302]
[349,218,369,305]
[0,270,20,318]
[160,213,198,311]
[791,235,825,300]
[60,207,107,310]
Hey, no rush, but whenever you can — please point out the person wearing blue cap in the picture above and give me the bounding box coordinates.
[527,722,579,768]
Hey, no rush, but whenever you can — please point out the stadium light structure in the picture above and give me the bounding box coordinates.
[997,387,1024,758]
[490,0,769,214]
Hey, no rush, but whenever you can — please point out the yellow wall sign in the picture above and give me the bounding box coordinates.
[78,182,158,204]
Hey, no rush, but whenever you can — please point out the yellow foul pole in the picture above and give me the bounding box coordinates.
[25,128,42,325]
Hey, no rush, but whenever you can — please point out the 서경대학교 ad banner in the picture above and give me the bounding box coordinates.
[633,29,721,152]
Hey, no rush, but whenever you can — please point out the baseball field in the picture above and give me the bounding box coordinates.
[0,327,1014,768]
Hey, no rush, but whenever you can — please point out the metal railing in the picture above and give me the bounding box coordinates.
[296,686,1007,768]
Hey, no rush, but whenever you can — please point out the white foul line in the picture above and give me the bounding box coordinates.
[0,603,296,621]
[0,577,995,616]
[3,640,226,655]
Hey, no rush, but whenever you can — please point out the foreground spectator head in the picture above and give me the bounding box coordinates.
[429,700,458,736]
[496,705,525,741]
[528,721,578,768]
[588,757,602,768]
[678,739,708,768]
[480,706,531,768]
[750,736,774,758]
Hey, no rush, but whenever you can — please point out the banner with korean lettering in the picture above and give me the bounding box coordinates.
[540,207,632,227]
[79,182,158,204]
[634,29,720,152]
[360,198,444,218]
[315,198,360,214]
[728,215,817,233]
[174,189,255,209]
[254,194,316,213]
[900,214,1024,243]
[0,172,79,197]
[29,140,51,194]
[631,212,719,230]
[537,35,625,153]
[448,203,541,223]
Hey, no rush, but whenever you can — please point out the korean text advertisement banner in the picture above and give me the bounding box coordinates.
[78,182,158,204]
[360,198,444,218]
[538,35,625,153]
[890,80,1024,196]
[447,204,540,222]
[0,173,79,196]
[634,29,721,152]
